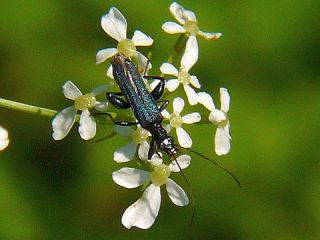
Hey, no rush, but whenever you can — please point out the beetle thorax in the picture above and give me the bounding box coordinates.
[149,122,178,156]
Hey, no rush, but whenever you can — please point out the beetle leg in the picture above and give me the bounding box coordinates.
[157,100,170,112]
[106,92,131,109]
[106,113,138,126]
[148,138,156,160]
[144,76,166,101]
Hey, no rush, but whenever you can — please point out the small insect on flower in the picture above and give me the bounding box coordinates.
[96,7,153,76]
[162,2,222,68]
[0,126,9,151]
[102,39,241,230]
[112,142,191,229]
[52,81,110,141]
[162,97,201,148]
[109,53,239,178]
[197,88,232,155]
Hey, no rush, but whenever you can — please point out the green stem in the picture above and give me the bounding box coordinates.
[168,34,189,64]
[0,97,57,118]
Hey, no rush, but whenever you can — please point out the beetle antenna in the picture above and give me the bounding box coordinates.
[171,155,196,227]
[174,145,241,188]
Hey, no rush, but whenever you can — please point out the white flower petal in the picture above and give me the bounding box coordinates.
[79,109,96,140]
[220,88,230,113]
[92,82,113,96]
[181,36,198,72]
[190,76,201,88]
[121,184,161,229]
[168,2,196,24]
[150,153,163,166]
[149,79,160,91]
[196,92,215,111]
[113,125,133,136]
[161,109,171,119]
[169,2,185,24]
[183,85,198,105]
[0,127,9,151]
[166,179,189,206]
[101,7,127,42]
[52,106,77,140]
[166,79,180,92]
[182,112,201,124]
[132,30,153,46]
[96,48,118,64]
[173,97,185,114]
[94,101,108,112]
[160,63,178,76]
[169,154,191,172]
[164,124,171,133]
[209,109,226,124]
[62,81,82,100]
[0,127,8,140]
[138,141,149,161]
[0,139,9,151]
[106,65,114,79]
[112,167,149,189]
[198,31,222,40]
[215,127,231,156]
[224,122,232,140]
[162,22,186,34]
[133,51,150,72]
[114,142,137,163]
[176,127,192,148]
[183,10,197,22]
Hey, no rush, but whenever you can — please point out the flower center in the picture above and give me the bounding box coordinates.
[219,113,229,128]
[132,127,149,144]
[117,39,136,58]
[210,110,229,127]
[74,93,96,110]
[183,21,199,35]
[150,164,171,186]
[170,114,183,128]
[178,70,191,85]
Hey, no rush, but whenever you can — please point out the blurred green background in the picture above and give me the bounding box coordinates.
[1,0,320,239]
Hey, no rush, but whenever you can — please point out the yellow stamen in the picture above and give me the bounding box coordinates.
[150,164,171,186]
[74,93,96,110]
[132,127,149,144]
[117,39,136,58]
[178,70,191,85]
[170,114,183,128]
[183,21,199,35]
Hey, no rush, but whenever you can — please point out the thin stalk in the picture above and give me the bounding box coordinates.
[0,97,57,118]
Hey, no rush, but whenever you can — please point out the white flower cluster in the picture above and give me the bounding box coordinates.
[51,2,234,229]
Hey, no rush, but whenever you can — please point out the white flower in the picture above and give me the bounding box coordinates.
[0,126,9,151]
[197,88,231,155]
[96,7,153,73]
[113,125,151,163]
[160,60,201,105]
[161,97,201,148]
[162,2,222,68]
[52,81,110,141]
[112,143,190,229]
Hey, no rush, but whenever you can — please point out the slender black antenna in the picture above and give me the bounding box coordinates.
[171,155,196,227]
[175,145,241,188]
